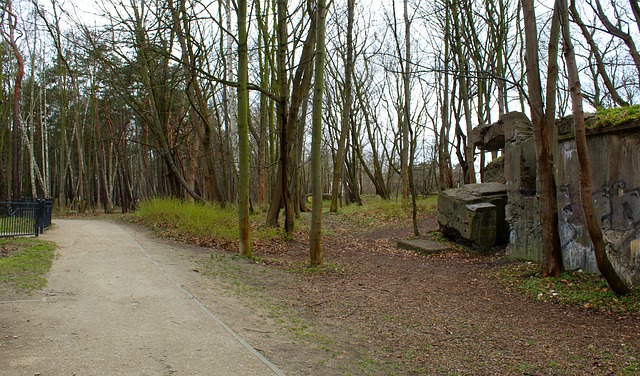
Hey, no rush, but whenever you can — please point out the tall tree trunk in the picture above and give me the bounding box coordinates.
[255,1,271,204]
[267,0,291,230]
[451,0,476,184]
[4,0,24,199]
[310,0,326,266]
[438,8,454,191]
[237,0,252,257]
[522,0,564,277]
[330,0,355,213]
[267,2,316,234]
[558,0,630,294]
[400,0,411,200]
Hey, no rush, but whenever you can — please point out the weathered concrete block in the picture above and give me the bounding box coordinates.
[471,120,505,151]
[438,183,507,251]
[467,203,497,250]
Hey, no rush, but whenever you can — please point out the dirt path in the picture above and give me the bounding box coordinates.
[0,219,284,375]
[3,217,640,375]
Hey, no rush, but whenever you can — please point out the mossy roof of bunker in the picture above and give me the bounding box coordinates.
[557,105,640,137]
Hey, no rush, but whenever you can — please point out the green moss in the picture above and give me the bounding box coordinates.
[591,105,640,129]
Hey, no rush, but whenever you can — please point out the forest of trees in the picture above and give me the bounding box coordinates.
[1,0,639,247]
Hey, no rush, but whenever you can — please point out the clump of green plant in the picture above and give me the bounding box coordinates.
[131,198,283,249]
[590,105,640,129]
[496,261,640,316]
[337,195,438,227]
[0,238,56,292]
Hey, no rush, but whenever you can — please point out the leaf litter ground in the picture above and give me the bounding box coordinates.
[196,210,640,375]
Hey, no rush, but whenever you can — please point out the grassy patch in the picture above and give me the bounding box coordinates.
[131,198,284,250]
[590,105,640,129]
[0,238,56,293]
[496,261,640,316]
[337,195,438,228]
[131,196,438,247]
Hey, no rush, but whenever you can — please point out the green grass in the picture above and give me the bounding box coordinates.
[590,105,640,129]
[341,194,438,215]
[496,261,640,316]
[131,198,283,248]
[335,195,438,228]
[0,238,56,292]
[131,196,438,253]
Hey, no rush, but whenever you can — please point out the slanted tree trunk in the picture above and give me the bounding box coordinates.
[558,0,630,294]
[569,0,629,107]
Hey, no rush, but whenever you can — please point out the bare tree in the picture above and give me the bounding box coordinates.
[1,0,25,199]
[522,0,564,277]
[310,0,327,266]
[236,0,251,257]
[558,0,630,294]
[329,0,355,213]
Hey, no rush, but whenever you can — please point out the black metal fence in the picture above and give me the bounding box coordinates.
[0,199,53,237]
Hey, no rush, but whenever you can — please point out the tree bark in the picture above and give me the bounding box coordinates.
[451,0,476,185]
[310,0,327,266]
[330,0,355,213]
[558,0,630,294]
[522,0,564,277]
[267,2,316,234]
[4,0,25,199]
[237,0,252,257]
[401,0,411,199]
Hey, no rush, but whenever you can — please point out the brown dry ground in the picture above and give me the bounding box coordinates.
[191,208,640,375]
[2,210,640,375]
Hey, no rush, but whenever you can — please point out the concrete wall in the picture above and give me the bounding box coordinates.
[554,122,640,285]
[501,112,640,286]
[503,112,543,261]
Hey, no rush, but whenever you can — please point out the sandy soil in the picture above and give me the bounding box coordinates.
[0,219,284,375]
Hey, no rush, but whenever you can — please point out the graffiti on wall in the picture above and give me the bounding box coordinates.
[557,181,640,276]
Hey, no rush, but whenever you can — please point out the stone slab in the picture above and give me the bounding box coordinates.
[466,202,496,212]
[465,182,507,197]
[397,238,457,255]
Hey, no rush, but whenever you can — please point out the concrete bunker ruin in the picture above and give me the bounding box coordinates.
[438,111,640,286]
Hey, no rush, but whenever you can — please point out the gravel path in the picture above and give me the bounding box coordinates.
[0,219,285,376]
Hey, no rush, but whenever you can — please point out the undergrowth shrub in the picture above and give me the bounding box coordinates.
[133,198,281,248]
